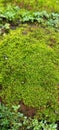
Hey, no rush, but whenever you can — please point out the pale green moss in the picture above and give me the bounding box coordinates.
[0,25,59,121]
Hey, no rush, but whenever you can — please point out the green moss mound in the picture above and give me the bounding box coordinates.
[0,27,59,122]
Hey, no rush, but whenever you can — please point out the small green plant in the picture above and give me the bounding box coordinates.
[0,103,57,130]
[4,23,10,30]
[27,119,57,130]
[0,103,24,130]
[0,5,59,34]
[3,5,20,22]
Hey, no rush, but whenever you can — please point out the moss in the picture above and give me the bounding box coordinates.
[0,0,59,12]
[0,25,59,121]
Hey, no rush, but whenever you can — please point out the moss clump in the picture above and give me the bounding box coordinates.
[0,26,59,122]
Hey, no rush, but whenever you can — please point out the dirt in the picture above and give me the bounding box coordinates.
[57,121,59,130]
[49,37,56,48]
[0,85,3,90]
[0,97,3,103]
[19,100,36,117]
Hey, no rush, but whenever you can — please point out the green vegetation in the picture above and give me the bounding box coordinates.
[0,25,59,122]
[0,103,57,130]
[0,0,59,12]
[0,0,59,126]
[0,5,59,35]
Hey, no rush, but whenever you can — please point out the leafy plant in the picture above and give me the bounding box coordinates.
[0,5,59,35]
[28,119,57,130]
[4,23,10,30]
[0,103,57,130]
[3,5,20,22]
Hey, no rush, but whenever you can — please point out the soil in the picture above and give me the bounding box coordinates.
[0,84,3,90]
[19,100,36,117]
[57,121,59,130]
